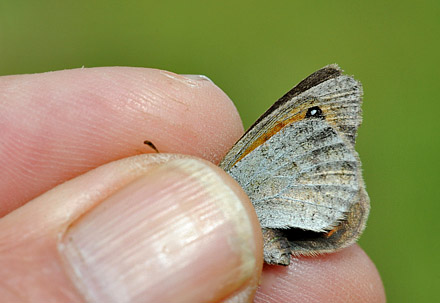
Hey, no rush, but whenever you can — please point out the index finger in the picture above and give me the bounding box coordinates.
[0,67,244,216]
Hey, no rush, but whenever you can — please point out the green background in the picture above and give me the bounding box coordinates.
[1,1,439,301]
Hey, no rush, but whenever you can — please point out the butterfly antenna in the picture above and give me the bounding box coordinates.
[144,140,159,153]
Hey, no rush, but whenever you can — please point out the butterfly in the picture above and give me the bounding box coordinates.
[219,64,370,265]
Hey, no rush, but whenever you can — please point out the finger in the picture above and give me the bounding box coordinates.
[255,245,386,303]
[0,67,243,216]
[0,155,263,303]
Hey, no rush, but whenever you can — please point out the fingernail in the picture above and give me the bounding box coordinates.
[159,71,212,87]
[181,74,213,82]
[60,158,255,303]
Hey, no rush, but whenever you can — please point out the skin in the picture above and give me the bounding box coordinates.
[0,67,385,302]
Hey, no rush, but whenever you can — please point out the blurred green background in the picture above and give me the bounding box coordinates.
[1,1,439,301]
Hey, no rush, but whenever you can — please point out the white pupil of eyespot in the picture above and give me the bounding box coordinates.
[310,109,317,115]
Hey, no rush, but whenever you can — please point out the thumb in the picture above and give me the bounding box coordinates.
[0,154,263,303]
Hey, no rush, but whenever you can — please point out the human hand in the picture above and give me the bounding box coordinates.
[0,67,385,302]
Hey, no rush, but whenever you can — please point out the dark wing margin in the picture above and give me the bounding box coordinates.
[245,64,343,134]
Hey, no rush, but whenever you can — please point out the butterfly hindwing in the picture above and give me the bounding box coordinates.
[226,118,359,232]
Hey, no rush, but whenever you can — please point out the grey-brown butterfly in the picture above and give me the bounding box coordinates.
[219,64,370,265]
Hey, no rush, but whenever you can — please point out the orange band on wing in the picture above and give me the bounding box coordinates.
[233,110,307,165]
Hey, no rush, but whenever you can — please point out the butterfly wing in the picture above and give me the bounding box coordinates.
[219,65,369,264]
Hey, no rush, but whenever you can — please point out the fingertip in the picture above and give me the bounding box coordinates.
[0,67,244,215]
[0,155,262,302]
[60,157,261,302]
[154,70,245,162]
[256,245,385,303]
